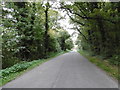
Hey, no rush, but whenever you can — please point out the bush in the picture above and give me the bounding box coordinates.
[1,60,40,78]
[65,38,74,50]
[109,55,120,66]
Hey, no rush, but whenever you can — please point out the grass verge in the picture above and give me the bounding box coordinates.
[0,51,67,86]
[79,50,119,80]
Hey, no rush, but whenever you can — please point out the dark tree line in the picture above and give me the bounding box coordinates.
[1,2,73,69]
[61,2,120,65]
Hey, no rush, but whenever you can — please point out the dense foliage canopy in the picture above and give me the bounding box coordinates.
[1,1,120,69]
[2,2,73,69]
[61,2,120,65]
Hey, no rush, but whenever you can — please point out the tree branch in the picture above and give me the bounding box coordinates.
[76,27,88,41]
[62,6,117,24]
[66,11,85,26]
[71,26,88,41]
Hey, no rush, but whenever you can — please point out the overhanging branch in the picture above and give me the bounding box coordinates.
[62,6,117,24]
[71,26,88,41]
[66,11,85,26]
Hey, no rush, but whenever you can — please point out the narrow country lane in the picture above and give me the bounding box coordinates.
[2,51,118,88]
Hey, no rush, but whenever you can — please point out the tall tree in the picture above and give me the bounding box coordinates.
[44,2,50,54]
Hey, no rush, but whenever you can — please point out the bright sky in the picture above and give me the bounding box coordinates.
[51,1,79,44]
[58,10,79,44]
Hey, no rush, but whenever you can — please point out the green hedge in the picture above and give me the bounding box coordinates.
[0,60,40,78]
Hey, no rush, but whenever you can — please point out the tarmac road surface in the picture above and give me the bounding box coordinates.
[2,51,118,88]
